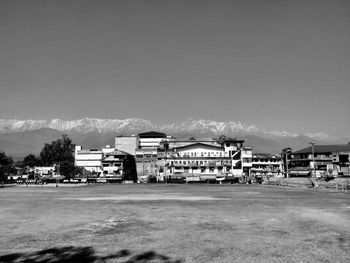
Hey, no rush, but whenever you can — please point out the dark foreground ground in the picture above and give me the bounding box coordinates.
[0,184,349,263]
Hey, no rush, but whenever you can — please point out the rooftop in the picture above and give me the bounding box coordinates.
[138,131,167,138]
[174,142,224,151]
[253,153,281,159]
[293,144,350,154]
[105,149,131,156]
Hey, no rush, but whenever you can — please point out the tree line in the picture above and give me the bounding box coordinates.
[0,135,81,184]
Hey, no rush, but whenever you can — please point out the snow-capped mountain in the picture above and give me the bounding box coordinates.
[0,117,335,140]
[0,118,155,134]
[163,118,259,136]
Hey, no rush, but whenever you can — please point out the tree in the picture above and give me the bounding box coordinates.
[0,150,15,186]
[218,135,228,144]
[23,154,41,168]
[40,135,75,178]
[218,135,236,145]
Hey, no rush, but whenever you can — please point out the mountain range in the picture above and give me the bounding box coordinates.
[0,118,349,159]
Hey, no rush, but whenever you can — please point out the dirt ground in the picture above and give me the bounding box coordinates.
[0,184,349,262]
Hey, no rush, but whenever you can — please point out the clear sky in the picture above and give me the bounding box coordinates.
[0,0,349,137]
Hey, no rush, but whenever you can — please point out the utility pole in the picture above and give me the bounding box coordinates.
[285,153,289,178]
[309,142,316,179]
[164,144,167,184]
[142,152,144,178]
[56,163,60,187]
[281,148,292,178]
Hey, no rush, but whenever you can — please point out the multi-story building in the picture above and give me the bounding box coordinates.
[138,131,167,149]
[74,146,103,173]
[100,149,137,182]
[74,145,115,174]
[135,131,168,180]
[289,144,350,177]
[251,153,282,177]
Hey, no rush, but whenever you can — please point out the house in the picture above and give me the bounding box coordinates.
[251,153,282,177]
[101,149,137,182]
[167,142,226,181]
[289,144,350,177]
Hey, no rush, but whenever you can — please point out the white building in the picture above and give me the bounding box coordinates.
[138,131,167,149]
[156,138,253,181]
[74,146,103,173]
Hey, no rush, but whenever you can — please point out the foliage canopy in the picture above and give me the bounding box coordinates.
[40,135,75,178]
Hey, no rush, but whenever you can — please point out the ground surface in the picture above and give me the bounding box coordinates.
[0,184,349,262]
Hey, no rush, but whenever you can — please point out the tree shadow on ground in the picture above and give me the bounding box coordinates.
[0,246,182,263]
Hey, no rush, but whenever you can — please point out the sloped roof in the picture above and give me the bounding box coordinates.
[174,142,224,151]
[105,149,131,156]
[293,144,350,154]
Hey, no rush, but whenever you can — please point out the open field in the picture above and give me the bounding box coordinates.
[0,184,349,262]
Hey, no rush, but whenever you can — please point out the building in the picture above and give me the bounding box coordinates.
[138,131,167,149]
[74,146,103,173]
[101,149,137,182]
[135,131,168,180]
[74,145,115,174]
[251,153,282,177]
[289,144,350,177]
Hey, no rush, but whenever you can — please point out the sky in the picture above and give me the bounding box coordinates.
[0,0,349,137]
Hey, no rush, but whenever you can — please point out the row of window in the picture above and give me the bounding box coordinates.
[174,167,220,172]
[252,159,280,163]
[178,151,223,157]
[174,160,219,165]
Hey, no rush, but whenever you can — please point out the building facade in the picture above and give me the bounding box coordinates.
[74,146,103,173]
[289,144,350,177]
[100,149,137,182]
[251,153,282,177]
